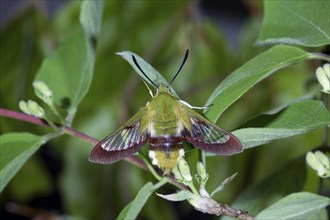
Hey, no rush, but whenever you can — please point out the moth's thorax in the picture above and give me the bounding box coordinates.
[146,85,183,136]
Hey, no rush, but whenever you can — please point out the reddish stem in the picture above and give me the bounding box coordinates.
[0,108,256,218]
[0,108,48,126]
[0,108,147,170]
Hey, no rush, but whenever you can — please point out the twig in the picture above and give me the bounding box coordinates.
[194,197,255,220]
[322,92,329,147]
[0,108,48,126]
[309,53,330,62]
[1,108,254,219]
[0,108,147,170]
[218,204,254,220]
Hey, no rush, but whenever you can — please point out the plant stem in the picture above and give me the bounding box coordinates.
[140,154,163,181]
[0,108,147,170]
[309,53,330,62]
[186,182,200,195]
[0,109,196,191]
[43,114,59,130]
[1,107,254,219]
[198,150,206,166]
[0,108,48,126]
[153,177,168,190]
[322,93,329,147]
[42,129,64,141]
[217,204,255,220]
[49,104,66,125]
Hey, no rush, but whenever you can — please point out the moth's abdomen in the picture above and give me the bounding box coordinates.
[149,136,183,150]
[148,135,185,174]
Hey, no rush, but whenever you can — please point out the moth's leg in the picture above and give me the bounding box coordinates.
[142,80,154,97]
[179,100,212,110]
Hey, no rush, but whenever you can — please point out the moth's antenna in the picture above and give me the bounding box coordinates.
[168,49,189,88]
[132,55,158,88]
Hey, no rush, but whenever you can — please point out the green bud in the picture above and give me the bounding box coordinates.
[306,151,330,178]
[306,152,323,172]
[19,100,30,115]
[177,158,192,182]
[315,63,330,94]
[28,100,45,118]
[315,151,330,168]
[19,100,45,118]
[172,166,184,181]
[196,162,208,182]
[33,81,53,104]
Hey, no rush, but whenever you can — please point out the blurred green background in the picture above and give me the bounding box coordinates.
[0,1,325,219]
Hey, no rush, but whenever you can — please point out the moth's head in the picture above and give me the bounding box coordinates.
[157,84,169,93]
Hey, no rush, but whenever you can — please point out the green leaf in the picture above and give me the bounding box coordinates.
[306,208,328,220]
[224,157,306,217]
[117,182,155,220]
[35,0,103,122]
[204,45,311,122]
[156,190,195,202]
[233,100,330,149]
[0,133,45,192]
[80,0,103,40]
[256,192,330,219]
[116,202,132,220]
[210,173,237,197]
[116,51,179,98]
[258,0,330,47]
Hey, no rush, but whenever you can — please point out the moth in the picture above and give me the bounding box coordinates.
[89,50,242,174]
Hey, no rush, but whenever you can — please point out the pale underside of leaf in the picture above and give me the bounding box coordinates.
[256,192,330,220]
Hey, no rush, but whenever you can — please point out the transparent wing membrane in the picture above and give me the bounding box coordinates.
[184,115,242,155]
[89,119,147,164]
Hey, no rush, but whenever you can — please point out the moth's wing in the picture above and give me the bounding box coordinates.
[89,111,148,164]
[183,107,242,155]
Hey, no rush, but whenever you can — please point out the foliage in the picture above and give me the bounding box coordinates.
[0,0,329,219]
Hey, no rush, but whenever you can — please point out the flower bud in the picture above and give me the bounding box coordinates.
[33,80,53,104]
[19,100,30,115]
[177,158,192,182]
[19,100,44,118]
[172,166,183,181]
[196,162,208,182]
[306,151,330,178]
[28,100,45,118]
[315,63,330,94]
[315,151,330,168]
